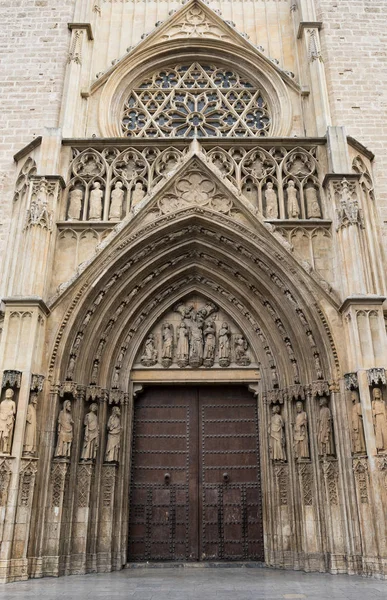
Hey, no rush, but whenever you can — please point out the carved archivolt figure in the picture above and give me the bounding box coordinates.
[109,181,124,221]
[293,401,309,459]
[218,322,231,366]
[264,182,278,219]
[0,389,16,454]
[55,400,74,458]
[105,406,121,463]
[235,335,250,366]
[23,393,38,456]
[66,356,76,381]
[372,387,387,452]
[351,391,366,454]
[269,404,286,461]
[81,403,99,461]
[131,182,145,209]
[317,397,333,455]
[67,188,83,220]
[203,318,216,366]
[176,319,189,367]
[305,185,322,219]
[89,181,103,220]
[287,180,300,219]
[141,334,158,366]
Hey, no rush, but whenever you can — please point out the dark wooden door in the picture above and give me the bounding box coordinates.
[128,385,263,562]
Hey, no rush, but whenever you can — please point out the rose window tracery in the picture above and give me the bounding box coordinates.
[121,63,271,138]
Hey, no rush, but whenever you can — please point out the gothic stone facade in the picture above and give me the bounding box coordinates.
[0,0,387,583]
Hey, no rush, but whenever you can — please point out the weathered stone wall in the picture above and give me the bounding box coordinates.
[316,0,387,253]
[0,0,75,293]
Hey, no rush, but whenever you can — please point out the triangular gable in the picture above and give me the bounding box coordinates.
[91,0,299,94]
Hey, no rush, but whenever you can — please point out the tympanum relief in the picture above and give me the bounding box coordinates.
[136,297,253,369]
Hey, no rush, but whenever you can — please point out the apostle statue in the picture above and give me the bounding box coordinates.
[351,391,366,454]
[176,319,189,367]
[105,406,121,463]
[109,181,125,221]
[81,403,99,461]
[67,188,83,220]
[372,387,387,452]
[287,180,300,219]
[218,322,231,367]
[161,323,173,367]
[264,182,278,219]
[141,333,158,367]
[0,389,16,454]
[293,401,309,459]
[203,318,216,367]
[305,184,322,219]
[88,181,103,220]
[23,393,38,456]
[317,397,333,455]
[55,400,73,458]
[269,404,286,461]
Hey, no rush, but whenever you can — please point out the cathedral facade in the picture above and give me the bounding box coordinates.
[0,0,387,583]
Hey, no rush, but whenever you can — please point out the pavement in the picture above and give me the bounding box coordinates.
[3,566,387,600]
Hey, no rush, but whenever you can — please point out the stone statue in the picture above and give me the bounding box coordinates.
[161,323,173,367]
[141,333,158,367]
[203,318,216,367]
[109,181,125,221]
[81,403,99,461]
[269,404,286,461]
[218,322,231,367]
[176,319,189,367]
[372,387,387,452]
[131,182,146,209]
[293,401,309,459]
[55,400,73,458]
[287,181,300,218]
[105,406,121,463]
[305,185,322,219]
[351,391,366,454]
[90,360,99,384]
[235,335,250,366]
[23,393,38,456]
[264,182,278,219]
[317,397,333,455]
[67,188,83,221]
[189,317,204,368]
[88,181,103,220]
[66,356,76,381]
[0,389,16,454]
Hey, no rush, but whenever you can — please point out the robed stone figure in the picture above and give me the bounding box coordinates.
[317,397,333,456]
[105,406,121,463]
[372,387,387,452]
[293,401,309,459]
[269,404,286,461]
[0,389,16,454]
[351,391,366,454]
[81,403,99,461]
[23,393,38,455]
[55,400,73,458]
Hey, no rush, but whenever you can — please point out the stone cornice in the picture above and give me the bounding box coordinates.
[322,173,361,186]
[13,137,42,163]
[30,175,66,189]
[339,295,386,313]
[2,297,50,316]
[347,136,375,161]
[68,23,94,41]
[297,21,322,39]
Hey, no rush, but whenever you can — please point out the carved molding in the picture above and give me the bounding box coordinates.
[367,368,386,387]
[30,374,45,392]
[2,370,22,389]
[344,372,358,390]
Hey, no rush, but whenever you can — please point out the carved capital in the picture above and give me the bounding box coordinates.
[310,380,330,397]
[58,381,86,400]
[109,389,125,405]
[267,389,284,405]
[285,384,306,402]
[30,374,45,392]
[2,370,22,389]
[367,368,386,386]
[344,372,359,390]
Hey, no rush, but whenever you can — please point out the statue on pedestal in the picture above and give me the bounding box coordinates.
[109,181,125,221]
[372,387,387,452]
[351,391,366,454]
[23,393,38,456]
[269,404,286,461]
[264,182,278,219]
[67,188,83,220]
[161,323,173,367]
[317,397,333,455]
[105,406,121,463]
[81,403,99,461]
[0,389,16,454]
[88,181,103,220]
[55,400,73,458]
[287,180,300,218]
[293,401,309,459]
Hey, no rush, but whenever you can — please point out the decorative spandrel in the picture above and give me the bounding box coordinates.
[135,296,256,369]
[121,63,271,138]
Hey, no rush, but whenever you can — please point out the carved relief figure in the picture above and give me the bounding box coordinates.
[235,335,251,366]
[218,322,231,367]
[176,319,189,367]
[161,323,173,367]
[189,316,204,367]
[294,401,309,459]
[264,182,278,219]
[305,185,322,219]
[105,406,121,463]
[131,182,145,209]
[88,181,103,220]
[372,387,387,452]
[203,318,216,367]
[269,404,286,461]
[317,397,333,455]
[55,400,73,458]
[0,389,16,454]
[351,391,366,454]
[67,188,83,220]
[81,403,99,461]
[286,181,300,218]
[23,393,38,456]
[109,181,124,221]
[141,334,158,366]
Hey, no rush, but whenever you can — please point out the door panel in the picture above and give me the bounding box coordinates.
[128,385,263,562]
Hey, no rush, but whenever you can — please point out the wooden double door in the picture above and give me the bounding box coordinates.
[128,385,263,562]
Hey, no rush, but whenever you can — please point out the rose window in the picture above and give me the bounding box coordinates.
[121,63,271,138]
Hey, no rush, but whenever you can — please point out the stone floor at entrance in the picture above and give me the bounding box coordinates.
[3,567,387,599]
